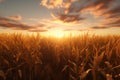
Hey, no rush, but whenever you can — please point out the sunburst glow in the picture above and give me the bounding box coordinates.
[46,30,66,38]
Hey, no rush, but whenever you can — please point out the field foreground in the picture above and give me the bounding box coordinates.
[0,33,120,80]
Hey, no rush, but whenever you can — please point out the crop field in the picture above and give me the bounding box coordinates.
[0,33,120,80]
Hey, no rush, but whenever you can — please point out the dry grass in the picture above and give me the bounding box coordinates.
[0,33,120,80]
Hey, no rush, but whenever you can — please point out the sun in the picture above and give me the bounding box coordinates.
[47,30,65,38]
[55,31,64,38]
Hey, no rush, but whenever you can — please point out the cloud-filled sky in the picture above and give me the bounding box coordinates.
[0,0,120,35]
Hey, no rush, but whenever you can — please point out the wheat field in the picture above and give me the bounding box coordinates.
[0,33,120,80]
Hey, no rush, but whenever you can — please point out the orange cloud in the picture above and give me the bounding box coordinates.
[40,0,76,9]
[40,0,120,27]
[104,18,120,27]
[40,0,63,9]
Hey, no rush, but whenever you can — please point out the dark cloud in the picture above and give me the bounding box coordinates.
[0,16,33,30]
[106,6,120,15]
[28,29,48,32]
[90,26,110,29]
[66,0,114,17]
[53,13,85,23]
[86,0,114,10]
[35,24,47,27]
[64,28,89,31]
[102,5,120,18]
[0,23,31,30]
[0,16,16,22]
[105,19,120,27]
[0,16,48,32]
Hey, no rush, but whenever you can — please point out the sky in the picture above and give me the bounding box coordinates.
[0,0,120,36]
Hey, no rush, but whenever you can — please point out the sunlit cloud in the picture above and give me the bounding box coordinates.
[104,18,120,27]
[29,18,56,28]
[0,16,49,32]
[40,0,76,9]
[40,0,63,9]
[40,0,84,23]
[40,0,120,29]
[7,15,22,21]
[99,17,120,28]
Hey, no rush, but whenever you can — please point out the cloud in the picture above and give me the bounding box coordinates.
[36,24,47,27]
[0,16,49,32]
[90,26,110,29]
[40,0,85,23]
[96,3,120,28]
[102,5,120,19]
[84,0,113,10]
[52,12,85,23]
[40,0,76,9]
[40,0,63,9]
[66,0,114,18]
[8,15,22,21]
[104,18,120,27]
[41,0,117,23]
[28,29,48,32]
[0,16,33,30]
[63,28,90,32]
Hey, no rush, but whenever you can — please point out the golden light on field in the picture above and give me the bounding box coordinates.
[0,0,120,79]
[43,30,84,38]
